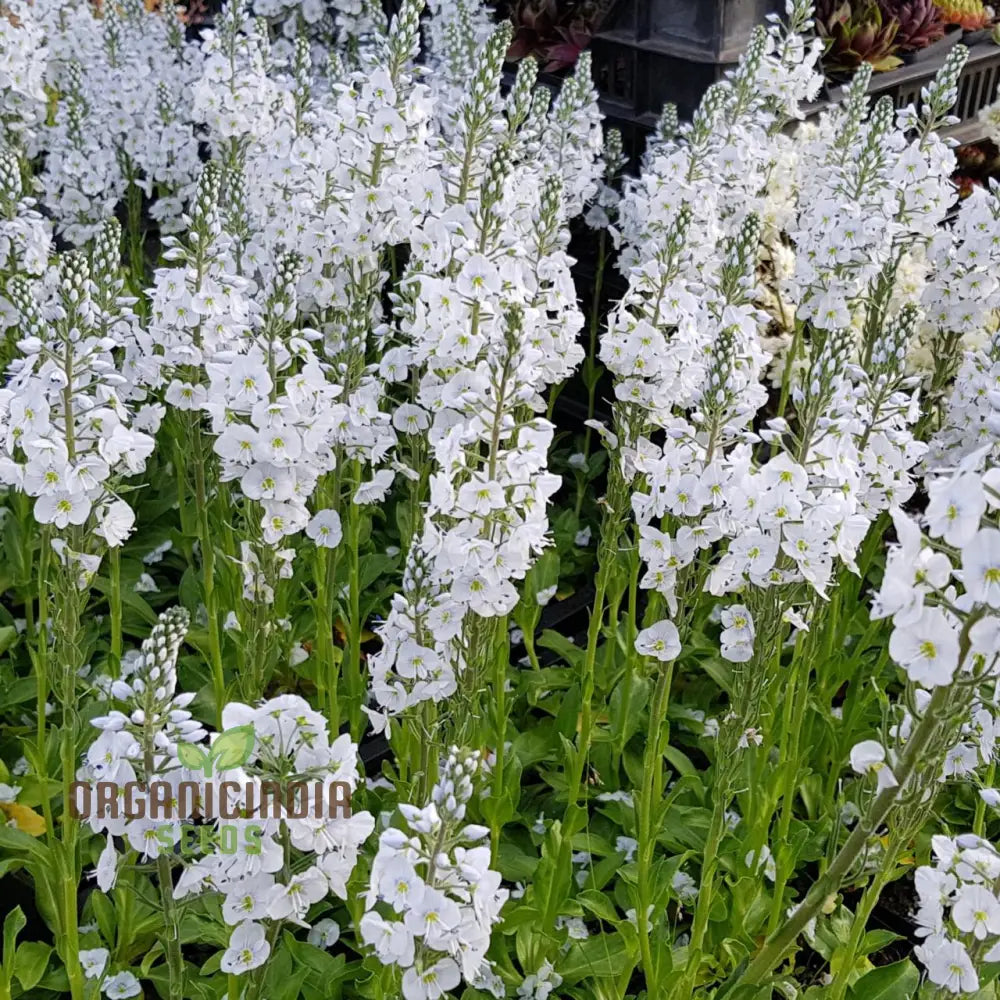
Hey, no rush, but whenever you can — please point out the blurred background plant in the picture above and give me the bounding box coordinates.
[816,0,904,74]
[817,0,996,78]
[879,0,947,50]
[497,0,616,70]
[932,0,995,30]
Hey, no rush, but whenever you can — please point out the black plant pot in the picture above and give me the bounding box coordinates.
[600,0,784,60]
[901,27,963,65]
[965,26,996,45]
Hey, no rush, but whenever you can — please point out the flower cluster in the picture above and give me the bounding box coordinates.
[365,27,599,725]
[362,748,508,999]
[913,835,1000,994]
[0,233,157,548]
[173,694,374,974]
[36,0,202,242]
[78,607,204,881]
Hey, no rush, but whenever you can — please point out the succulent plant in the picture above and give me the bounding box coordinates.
[506,0,609,72]
[933,0,994,30]
[816,0,904,74]
[879,0,948,49]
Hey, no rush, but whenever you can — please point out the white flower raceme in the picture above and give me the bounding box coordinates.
[363,749,507,1000]
[603,16,966,697]
[913,835,1000,994]
[78,608,203,879]
[33,0,202,243]
[363,17,599,726]
[0,150,52,327]
[0,238,157,548]
[0,0,48,146]
[924,189,1000,471]
[169,693,374,973]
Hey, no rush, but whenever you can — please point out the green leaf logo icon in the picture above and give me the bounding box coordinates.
[177,742,210,772]
[206,725,256,776]
[176,726,256,776]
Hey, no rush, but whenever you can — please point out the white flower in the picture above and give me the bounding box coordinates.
[354,471,395,504]
[94,500,136,548]
[953,884,1000,940]
[268,866,328,921]
[221,921,270,975]
[80,948,109,980]
[919,937,978,994]
[635,620,681,662]
[307,509,343,549]
[95,834,118,892]
[889,608,960,687]
[926,473,986,547]
[102,971,141,999]
[221,874,275,925]
[402,957,462,1000]
[307,918,341,949]
[134,573,159,594]
[961,528,1000,608]
[849,740,898,790]
[536,585,557,607]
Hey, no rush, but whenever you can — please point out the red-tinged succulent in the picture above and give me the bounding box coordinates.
[879,0,947,49]
[933,0,994,30]
[954,174,980,197]
[506,0,609,72]
[817,0,904,74]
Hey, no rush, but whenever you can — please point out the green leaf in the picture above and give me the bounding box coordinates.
[200,952,223,977]
[177,742,210,772]
[3,906,25,969]
[848,959,920,1000]
[283,933,349,982]
[15,941,52,990]
[859,929,904,957]
[538,630,586,671]
[0,825,49,863]
[561,932,634,982]
[0,625,17,657]
[496,842,539,882]
[88,888,116,950]
[209,725,256,772]
[577,889,619,924]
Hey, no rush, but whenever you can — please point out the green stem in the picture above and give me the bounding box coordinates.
[685,787,729,988]
[562,571,607,825]
[36,526,54,841]
[975,761,996,837]
[315,542,339,730]
[147,735,185,1000]
[192,431,224,726]
[344,458,364,740]
[581,228,607,464]
[54,556,85,1000]
[108,545,122,679]
[827,852,900,1000]
[636,661,675,997]
[490,617,509,867]
[768,632,810,934]
[721,680,962,995]
[60,852,84,1000]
